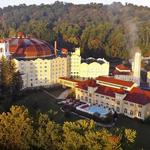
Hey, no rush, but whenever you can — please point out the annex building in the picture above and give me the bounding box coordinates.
[59,76,150,120]
[70,48,109,79]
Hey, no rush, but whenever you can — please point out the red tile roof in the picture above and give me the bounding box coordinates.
[96,76,134,87]
[77,80,126,97]
[76,78,150,105]
[116,64,131,71]
[77,80,97,90]
[5,37,54,58]
[125,87,150,105]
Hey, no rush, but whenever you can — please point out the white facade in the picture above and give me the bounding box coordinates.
[147,71,150,86]
[114,74,133,82]
[70,48,81,77]
[14,56,70,88]
[0,41,10,59]
[70,48,109,78]
[75,78,150,120]
[79,59,109,78]
[75,88,146,120]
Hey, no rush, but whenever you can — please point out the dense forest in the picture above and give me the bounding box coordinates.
[0,1,150,59]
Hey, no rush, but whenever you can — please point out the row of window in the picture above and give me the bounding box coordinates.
[124,108,141,117]
[77,93,142,118]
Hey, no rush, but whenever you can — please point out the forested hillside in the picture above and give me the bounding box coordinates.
[0,1,150,59]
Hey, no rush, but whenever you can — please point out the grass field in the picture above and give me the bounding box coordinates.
[44,86,67,97]
[13,89,79,123]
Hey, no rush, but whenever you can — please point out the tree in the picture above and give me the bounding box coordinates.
[12,71,23,96]
[1,57,22,96]
[33,113,61,150]
[62,120,121,150]
[1,56,14,94]
[0,105,33,150]
[0,106,136,150]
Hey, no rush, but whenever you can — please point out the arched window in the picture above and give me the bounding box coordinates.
[116,107,120,112]
[130,110,133,116]
[138,112,141,117]
[124,108,127,113]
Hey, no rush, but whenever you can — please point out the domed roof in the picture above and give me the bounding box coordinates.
[7,36,54,59]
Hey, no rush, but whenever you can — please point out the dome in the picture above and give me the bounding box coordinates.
[7,37,54,58]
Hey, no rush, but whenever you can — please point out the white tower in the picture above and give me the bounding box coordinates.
[70,47,81,77]
[0,40,10,59]
[132,52,141,86]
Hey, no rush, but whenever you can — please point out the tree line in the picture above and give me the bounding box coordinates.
[0,105,136,150]
[0,57,23,111]
[0,2,150,59]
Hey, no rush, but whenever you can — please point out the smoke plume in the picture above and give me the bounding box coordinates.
[124,19,140,57]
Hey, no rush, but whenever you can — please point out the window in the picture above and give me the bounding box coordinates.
[138,112,141,117]
[89,99,91,103]
[117,101,120,105]
[112,98,115,101]
[89,93,92,97]
[85,97,88,101]
[124,102,128,105]
[124,108,127,113]
[130,103,134,106]
[138,105,142,108]
[106,97,109,100]
[116,107,120,112]
[0,48,3,52]
[130,110,133,116]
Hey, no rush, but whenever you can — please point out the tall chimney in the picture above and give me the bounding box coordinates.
[54,41,57,56]
[132,52,141,86]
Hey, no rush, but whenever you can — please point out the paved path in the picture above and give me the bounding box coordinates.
[43,89,71,100]
[57,89,71,99]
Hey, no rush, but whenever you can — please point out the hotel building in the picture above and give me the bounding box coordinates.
[0,33,70,88]
[59,76,150,120]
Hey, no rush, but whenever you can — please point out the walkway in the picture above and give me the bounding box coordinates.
[57,89,71,99]
[43,89,71,100]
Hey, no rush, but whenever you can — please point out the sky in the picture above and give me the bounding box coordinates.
[0,0,150,8]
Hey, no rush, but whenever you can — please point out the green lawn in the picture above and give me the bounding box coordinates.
[115,115,150,150]
[13,90,79,123]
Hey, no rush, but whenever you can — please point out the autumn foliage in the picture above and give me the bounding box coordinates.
[0,105,136,150]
